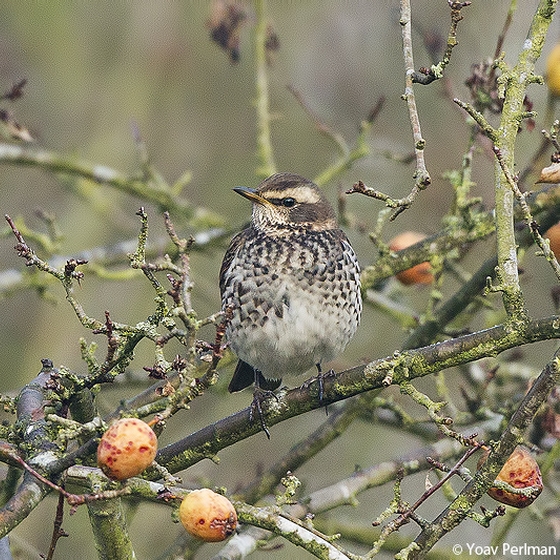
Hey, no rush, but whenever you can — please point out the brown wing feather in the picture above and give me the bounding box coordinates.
[219,227,250,296]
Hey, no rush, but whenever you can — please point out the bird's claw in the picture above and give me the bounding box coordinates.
[249,388,278,439]
[317,368,336,404]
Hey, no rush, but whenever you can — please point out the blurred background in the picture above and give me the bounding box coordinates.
[1,1,560,558]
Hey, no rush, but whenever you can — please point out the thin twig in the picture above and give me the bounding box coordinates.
[412,1,472,85]
[399,0,431,194]
[493,0,517,61]
[287,84,348,155]
[45,492,68,560]
[374,444,481,540]
[254,0,276,177]
[453,97,498,141]
[494,146,560,281]
[0,143,195,217]
[346,179,421,220]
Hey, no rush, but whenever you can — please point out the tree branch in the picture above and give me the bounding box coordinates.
[156,314,560,475]
[0,143,197,218]
[492,0,556,318]
[254,0,276,178]
[410,352,560,558]
[399,0,431,195]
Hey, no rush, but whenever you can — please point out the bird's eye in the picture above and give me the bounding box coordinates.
[282,197,296,207]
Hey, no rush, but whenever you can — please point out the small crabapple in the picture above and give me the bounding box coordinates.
[179,488,237,541]
[478,446,543,508]
[389,231,434,285]
[97,417,158,481]
[546,43,560,97]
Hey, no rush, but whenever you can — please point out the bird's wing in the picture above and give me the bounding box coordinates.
[219,227,251,295]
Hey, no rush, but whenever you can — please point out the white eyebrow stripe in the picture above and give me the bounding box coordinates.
[261,187,321,204]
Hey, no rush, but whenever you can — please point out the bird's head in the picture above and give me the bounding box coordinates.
[234,172,337,233]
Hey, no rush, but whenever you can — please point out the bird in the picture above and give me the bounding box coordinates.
[219,172,362,415]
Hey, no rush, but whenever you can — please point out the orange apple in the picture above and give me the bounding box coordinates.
[97,418,158,481]
[478,446,543,508]
[544,222,560,258]
[179,488,237,541]
[547,43,560,97]
[389,231,434,285]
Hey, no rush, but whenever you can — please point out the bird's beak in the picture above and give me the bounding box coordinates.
[233,186,274,207]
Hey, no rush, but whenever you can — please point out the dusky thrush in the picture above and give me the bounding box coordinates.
[220,172,362,402]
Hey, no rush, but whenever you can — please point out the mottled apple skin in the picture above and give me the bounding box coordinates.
[479,446,543,508]
[97,418,158,481]
[179,488,238,542]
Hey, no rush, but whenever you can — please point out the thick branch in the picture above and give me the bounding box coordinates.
[156,315,560,475]
[0,472,51,539]
[493,0,557,318]
[87,497,136,560]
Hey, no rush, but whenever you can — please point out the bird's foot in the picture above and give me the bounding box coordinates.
[301,367,336,413]
[249,387,278,439]
[317,368,336,405]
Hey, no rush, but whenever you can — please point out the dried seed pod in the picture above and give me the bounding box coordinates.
[97,418,158,481]
[478,446,543,508]
[179,488,237,541]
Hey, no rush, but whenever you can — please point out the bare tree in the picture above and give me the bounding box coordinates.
[0,1,559,558]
